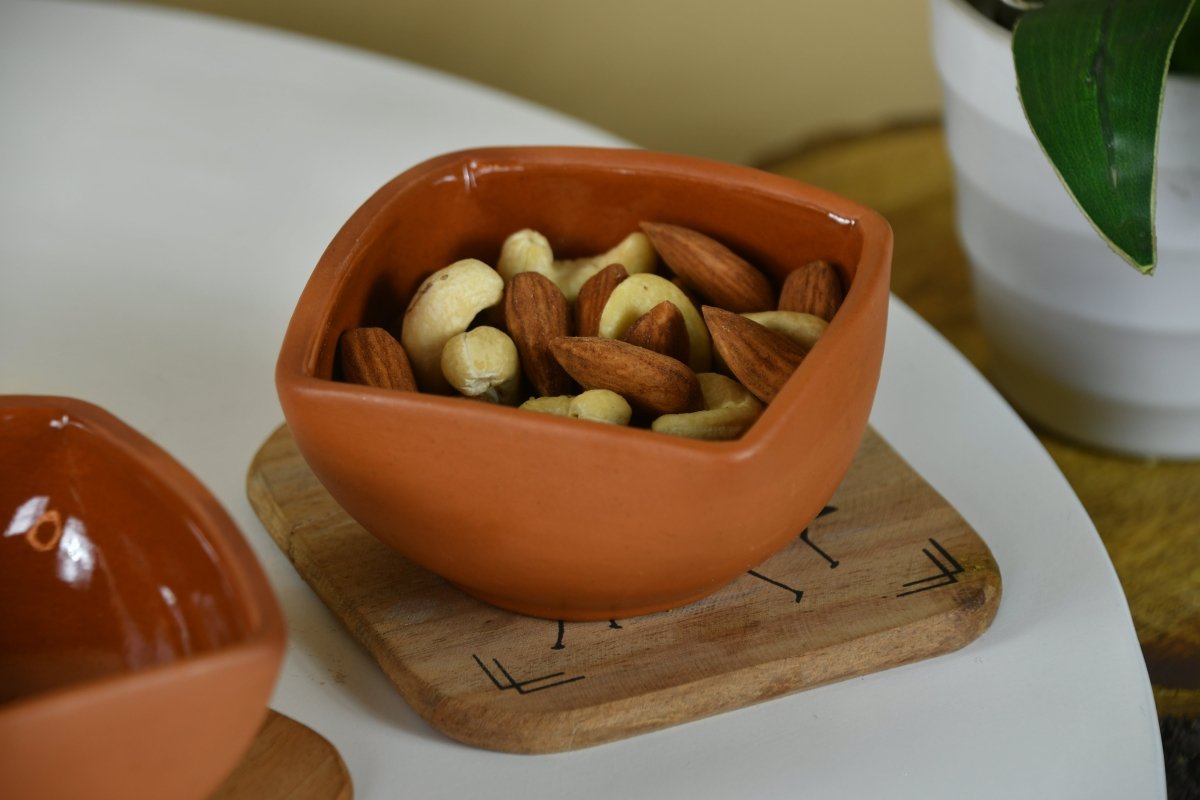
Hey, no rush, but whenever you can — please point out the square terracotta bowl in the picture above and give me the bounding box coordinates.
[277,146,892,621]
[0,396,286,800]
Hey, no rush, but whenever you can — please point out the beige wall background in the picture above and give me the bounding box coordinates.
[139,0,941,165]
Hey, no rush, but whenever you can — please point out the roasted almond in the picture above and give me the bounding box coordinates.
[640,222,775,312]
[575,262,628,337]
[550,336,703,416]
[621,300,690,365]
[338,327,417,391]
[702,306,808,403]
[778,259,845,321]
[504,271,576,396]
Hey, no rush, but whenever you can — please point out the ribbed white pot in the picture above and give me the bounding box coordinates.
[932,0,1200,459]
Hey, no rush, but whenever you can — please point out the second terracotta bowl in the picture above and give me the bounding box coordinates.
[0,396,286,800]
[277,146,892,620]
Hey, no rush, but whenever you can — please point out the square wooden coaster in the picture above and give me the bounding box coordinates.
[247,425,1000,753]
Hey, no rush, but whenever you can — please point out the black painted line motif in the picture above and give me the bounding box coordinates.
[552,620,566,650]
[801,505,840,567]
[747,570,804,603]
[896,538,964,597]
[472,654,585,694]
[743,506,839,603]
[800,529,839,568]
[552,619,625,650]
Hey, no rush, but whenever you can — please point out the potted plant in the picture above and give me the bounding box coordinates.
[932,0,1200,458]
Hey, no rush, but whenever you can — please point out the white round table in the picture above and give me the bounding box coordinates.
[0,2,1163,798]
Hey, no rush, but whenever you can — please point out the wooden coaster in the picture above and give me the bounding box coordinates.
[247,425,1000,754]
[211,710,352,799]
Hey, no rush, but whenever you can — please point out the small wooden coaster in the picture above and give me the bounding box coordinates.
[247,425,1000,754]
[211,710,352,799]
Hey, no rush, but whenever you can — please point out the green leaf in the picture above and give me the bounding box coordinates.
[1013,0,1196,274]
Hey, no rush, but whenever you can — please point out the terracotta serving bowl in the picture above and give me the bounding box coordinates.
[0,396,286,800]
[277,146,892,620]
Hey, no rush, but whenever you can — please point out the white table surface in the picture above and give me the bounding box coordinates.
[0,1,1164,797]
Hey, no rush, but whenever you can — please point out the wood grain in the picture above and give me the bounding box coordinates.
[210,710,352,800]
[761,121,1200,710]
[247,424,1000,754]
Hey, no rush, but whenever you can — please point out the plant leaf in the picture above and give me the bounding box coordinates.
[1013,0,1195,274]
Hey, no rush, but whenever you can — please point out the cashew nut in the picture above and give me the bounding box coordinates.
[519,395,572,416]
[651,373,763,440]
[742,310,828,350]
[440,326,521,404]
[597,273,712,372]
[567,389,632,425]
[519,389,632,426]
[497,229,657,302]
[400,259,504,392]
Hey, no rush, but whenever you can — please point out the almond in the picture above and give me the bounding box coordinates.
[549,337,703,416]
[575,262,628,336]
[778,259,845,321]
[621,300,690,365]
[338,327,417,391]
[504,272,576,397]
[702,306,808,403]
[640,222,775,312]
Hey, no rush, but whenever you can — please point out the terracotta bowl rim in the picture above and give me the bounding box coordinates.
[277,145,893,461]
[0,394,287,712]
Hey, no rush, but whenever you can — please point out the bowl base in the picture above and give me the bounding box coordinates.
[446,581,732,622]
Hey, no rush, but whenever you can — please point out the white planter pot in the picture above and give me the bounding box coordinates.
[932,0,1200,459]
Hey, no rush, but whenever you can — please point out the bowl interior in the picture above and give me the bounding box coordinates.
[301,148,869,382]
[0,402,259,704]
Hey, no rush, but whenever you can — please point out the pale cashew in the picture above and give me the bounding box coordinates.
[519,395,572,415]
[597,273,712,372]
[497,229,656,302]
[567,389,632,425]
[519,389,632,426]
[440,326,521,404]
[401,259,504,392]
[651,373,763,440]
[742,310,828,350]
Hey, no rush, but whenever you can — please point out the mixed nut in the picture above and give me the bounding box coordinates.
[336,223,845,440]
